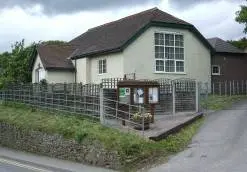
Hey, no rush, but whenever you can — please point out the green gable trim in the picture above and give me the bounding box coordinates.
[72,22,214,59]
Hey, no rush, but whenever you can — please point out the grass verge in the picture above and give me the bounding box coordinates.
[201,95,247,111]
[0,102,204,171]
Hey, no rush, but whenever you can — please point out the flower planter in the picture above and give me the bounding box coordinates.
[132,112,152,130]
[133,121,150,130]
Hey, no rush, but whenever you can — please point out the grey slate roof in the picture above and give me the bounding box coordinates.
[207,37,244,54]
[69,7,196,58]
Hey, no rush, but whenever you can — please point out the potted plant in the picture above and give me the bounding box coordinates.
[133,112,152,130]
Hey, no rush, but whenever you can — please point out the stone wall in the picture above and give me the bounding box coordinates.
[0,123,121,170]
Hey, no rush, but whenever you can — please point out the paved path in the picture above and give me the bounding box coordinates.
[0,147,114,172]
[149,100,247,172]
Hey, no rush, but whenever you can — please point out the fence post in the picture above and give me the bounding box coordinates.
[219,82,221,96]
[246,80,247,96]
[51,84,54,111]
[100,88,104,125]
[233,80,235,95]
[196,82,199,112]
[242,80,244,95]
[172,82,176,115]
[225,81,227,96]
[74,83,76,113]
[212,82,215,96]
[80,82,83,113]
[230,81,232,97]
[237,81,239,95]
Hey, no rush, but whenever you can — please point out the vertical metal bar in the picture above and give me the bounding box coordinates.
[230,81,232,97]
[172,82,176,115]
[100,88,104,125]
[142,107,145,137]
[246,80,247,96]
[233,80,235,95]
[225,81,227,96]
[196,82,199,112]
[212,82,215,96]
[128,104,131,132]
[74,84,76,113]
[51,84,54,110]
[219,82,221,96]
[116,100,118,118]
[242,80,244,95]
[237,81,239,95]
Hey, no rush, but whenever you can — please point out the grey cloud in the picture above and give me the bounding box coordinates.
[0,0,160,15]
[170,0,241,9]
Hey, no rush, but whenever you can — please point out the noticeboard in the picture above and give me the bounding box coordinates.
[149,87,159,104]
[133,88,144,104]
[119,87,130,103]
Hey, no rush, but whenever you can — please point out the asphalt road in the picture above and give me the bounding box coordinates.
[0,162,36,172]
[150,100,247,172]
[0,157,70,172]
[0,149,114,172]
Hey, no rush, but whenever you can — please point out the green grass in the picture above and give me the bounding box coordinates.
[201,95,247,110]
[0,102,204,171]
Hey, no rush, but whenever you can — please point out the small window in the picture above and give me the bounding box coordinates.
[98,59,107,74]
[35,63,45,82]
[212,65,220,75]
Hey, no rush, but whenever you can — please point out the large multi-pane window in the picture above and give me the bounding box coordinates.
[155,33,184,73]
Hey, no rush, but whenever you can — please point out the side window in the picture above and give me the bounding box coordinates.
[98,59,107,74]
[212,65,220,75]
[35,63,45,82]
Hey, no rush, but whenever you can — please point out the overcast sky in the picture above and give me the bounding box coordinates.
[0,0,245,52]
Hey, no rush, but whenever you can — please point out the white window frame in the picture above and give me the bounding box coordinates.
[154,32,185,74]
[98,59,107,74]
[212,65,220,75]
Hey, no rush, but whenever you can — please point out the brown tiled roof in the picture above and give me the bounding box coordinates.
[69,7,201,58]
[36,44,76,71]
[207,37,244,54]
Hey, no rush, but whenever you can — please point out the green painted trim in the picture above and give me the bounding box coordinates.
[72,21,215,60]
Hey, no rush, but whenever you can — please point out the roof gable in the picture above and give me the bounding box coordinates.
[70,8,212,59]
[207,37,244,54]
[36,44,76,71]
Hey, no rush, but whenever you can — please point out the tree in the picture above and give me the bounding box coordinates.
[40,40,67,45]
[0,39,67,88]
[0,40,36,88]
[236,3,247,33]
[228,37,247,49]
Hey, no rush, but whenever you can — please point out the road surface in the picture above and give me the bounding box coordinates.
[0,148,114,172]
[150,100,247,172]
[0,157,76,172]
